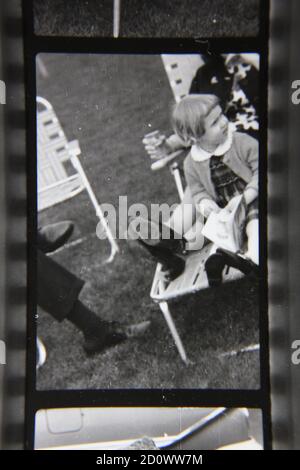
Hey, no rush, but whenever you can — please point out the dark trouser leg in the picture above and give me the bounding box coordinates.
[37,249,109,331]
[37,250,84,322]
[37,250,126,354]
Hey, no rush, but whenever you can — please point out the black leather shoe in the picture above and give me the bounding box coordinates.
[127,216,186,281]
[127,216,186,253]
[216,248,259,276]
[83,320,151,355]
[38,221,74,253]
[139,241,186,281]
[205,252,226,287]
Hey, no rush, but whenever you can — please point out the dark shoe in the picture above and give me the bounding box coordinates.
[83,320,151,355]
[160,254,186,282]
[38,221,74,253]
[115,320,151,338]
[130,238,185,281]
[127,216,186,254]
[205,252,226,287]
[127,216,186,281]
[216,248,259,276]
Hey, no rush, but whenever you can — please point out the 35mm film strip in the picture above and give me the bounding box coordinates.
[268,0,300,450]
[0,0,27,450]
[0,0,299,453]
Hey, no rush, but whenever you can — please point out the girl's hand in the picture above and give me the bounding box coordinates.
[143,132,171,160]
[200,199,221,218]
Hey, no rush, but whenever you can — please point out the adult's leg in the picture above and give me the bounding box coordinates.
[37,250,150,354]
[37,249,84,322]
[37,250,114,343]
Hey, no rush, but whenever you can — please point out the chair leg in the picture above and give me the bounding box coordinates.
[113,0,121,38]
[158,301,188,364]
[70,155,119,263]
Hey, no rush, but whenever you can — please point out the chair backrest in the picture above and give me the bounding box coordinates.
[161,54,204,103]
[37,96,84,211]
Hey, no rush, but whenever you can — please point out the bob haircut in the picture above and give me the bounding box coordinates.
[172,94,219,144]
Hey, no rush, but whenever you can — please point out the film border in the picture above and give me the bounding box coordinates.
[0,0,27,450]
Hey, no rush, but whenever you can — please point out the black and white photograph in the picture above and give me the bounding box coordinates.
[6,0,300,456]
[34,407,263,450]
[36,52,261,390]
[33,0,260,38]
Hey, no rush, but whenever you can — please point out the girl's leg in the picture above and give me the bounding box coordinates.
[167,187,195,235]
[166,187,205,251]
[184,218,205,251]
[245,218,259,265]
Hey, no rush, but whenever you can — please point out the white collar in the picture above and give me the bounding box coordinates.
[191,128,233,162]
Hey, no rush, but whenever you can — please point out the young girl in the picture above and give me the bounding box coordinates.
[172,94,259,285]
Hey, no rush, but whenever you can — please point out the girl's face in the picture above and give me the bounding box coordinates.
[199,105,229,151]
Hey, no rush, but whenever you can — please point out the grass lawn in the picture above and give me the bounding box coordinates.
[34,0,260,37]
[36,53,260,390]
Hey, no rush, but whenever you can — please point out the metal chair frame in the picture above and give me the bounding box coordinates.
[149,56,244,363]
[37,96,119,262]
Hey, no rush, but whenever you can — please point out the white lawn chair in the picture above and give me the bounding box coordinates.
[37,96,119,262]
[149,56,244,364]
[161,54,204,103]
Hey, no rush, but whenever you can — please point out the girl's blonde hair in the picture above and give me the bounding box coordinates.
[172,94,219,143]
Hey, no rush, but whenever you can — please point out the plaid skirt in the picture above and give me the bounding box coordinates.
[210,155,258,225]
